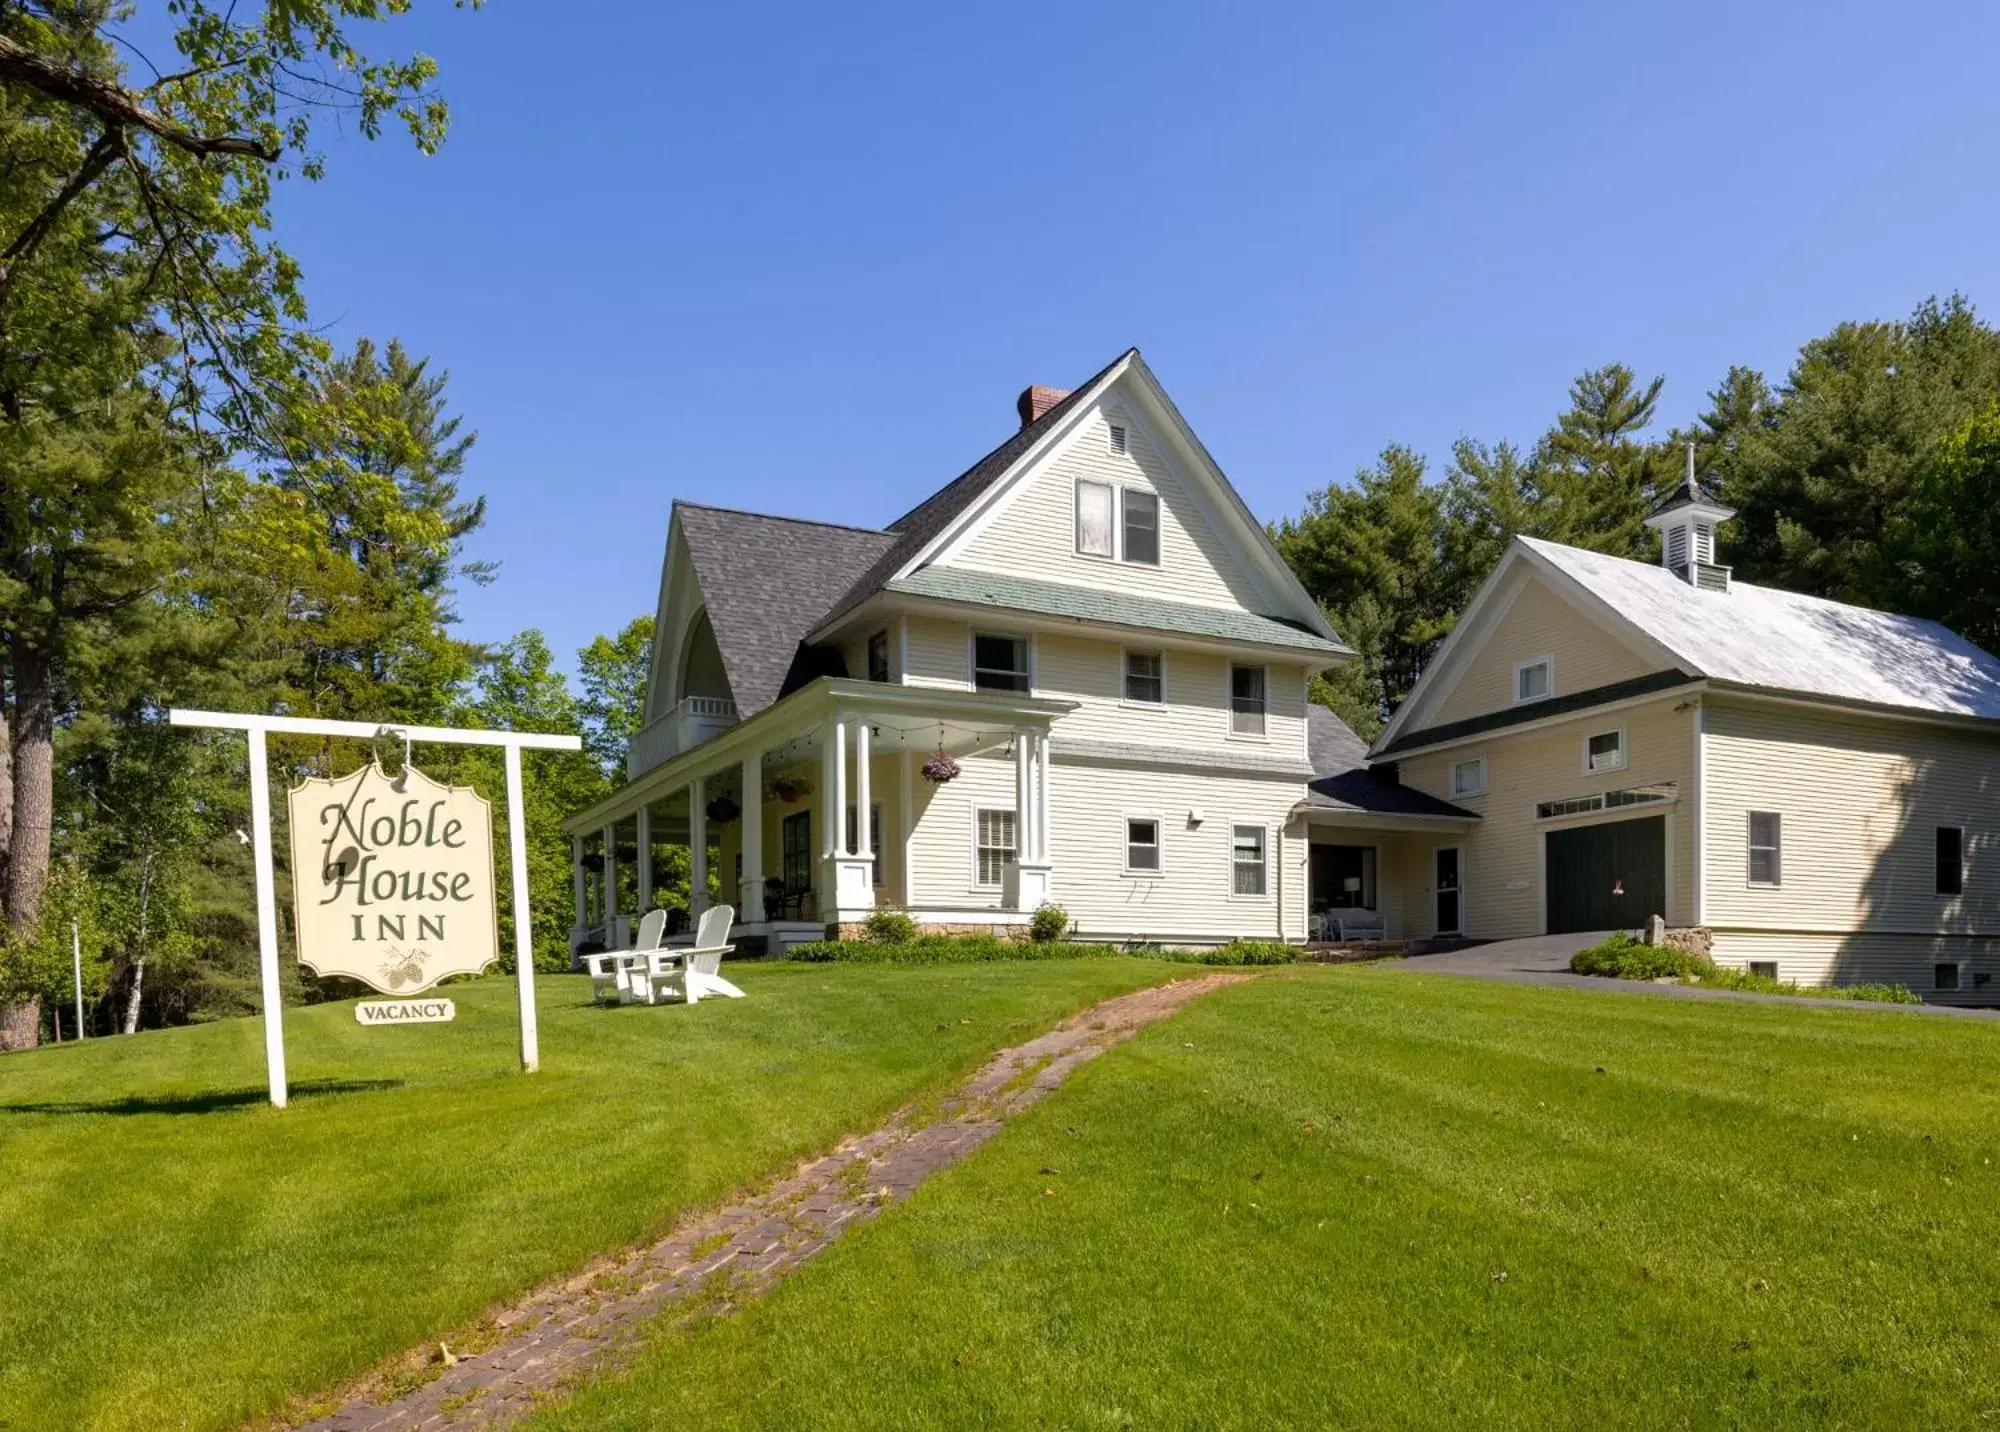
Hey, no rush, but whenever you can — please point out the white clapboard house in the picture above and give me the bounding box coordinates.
[563,349,1473,952]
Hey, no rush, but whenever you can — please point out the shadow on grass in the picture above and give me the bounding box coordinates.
[0,1077,405,1116]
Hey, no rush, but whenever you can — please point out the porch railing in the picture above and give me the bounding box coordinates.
[627,695,740,779]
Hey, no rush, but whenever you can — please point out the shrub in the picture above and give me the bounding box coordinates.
[1029,904,1070,944]
[787,934,1112,966]
[862,908,917,945]
[1184,939,1301,967]
[1570,932,1922,1003]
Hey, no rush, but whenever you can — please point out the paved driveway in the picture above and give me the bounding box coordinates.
[1390,932,2000,1020]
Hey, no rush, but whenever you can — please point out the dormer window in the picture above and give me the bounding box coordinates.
[1514,656,1553,704]
[1122,490,1160,565]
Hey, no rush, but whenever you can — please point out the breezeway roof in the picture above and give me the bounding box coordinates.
[1522,537,2000,722]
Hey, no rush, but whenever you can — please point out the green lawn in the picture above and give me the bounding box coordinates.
[0,959,1177,1432]
[529,966,2000,1431]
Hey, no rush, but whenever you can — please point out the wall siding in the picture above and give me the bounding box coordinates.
[1430,575,1655,727]
[1703,697,2000,937]
[1398,694,1696,937]
[950,402,1263,610]
[1709,931,2000,1007]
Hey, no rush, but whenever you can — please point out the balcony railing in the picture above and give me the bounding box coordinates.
[627,695,740,779]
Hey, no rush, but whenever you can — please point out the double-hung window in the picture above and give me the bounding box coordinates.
[1747,811,1782,887]
[1076,480,1115,558]
[1124,650,1164,704]
[867,630,890,683]
[1126,818,1161,873]
[1937,826,1965,896]
[1230,664,1267,736]
[1451,758,1486,798]
[975,809,1017,888]
[1232,825,1267,896]
[973,634,1029,693]
[1122,490,1160,565]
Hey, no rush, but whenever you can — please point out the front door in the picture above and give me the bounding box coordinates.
[1434,846,1462,934]
[1544,815,1666,934]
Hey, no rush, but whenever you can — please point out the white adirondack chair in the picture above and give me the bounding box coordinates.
[622,903,745,1006]
[586,908,665,1004]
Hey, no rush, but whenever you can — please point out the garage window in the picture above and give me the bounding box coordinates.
[1584,729,1626,774]
[1936,962,1963,993]
[1747,811,1782,887]
[1937,826,1964,895]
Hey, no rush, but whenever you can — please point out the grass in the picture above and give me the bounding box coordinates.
[0,958,1178,1431]
[1571,931,1923,1003]
[526,965,2000,1430]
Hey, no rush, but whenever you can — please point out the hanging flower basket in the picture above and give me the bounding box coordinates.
[920,748,961,785]
[768,776,813,804]
[705,795,741,825]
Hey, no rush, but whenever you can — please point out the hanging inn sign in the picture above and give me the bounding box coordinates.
[291,763,499,994]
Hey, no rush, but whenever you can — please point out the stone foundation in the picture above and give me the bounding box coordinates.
[1654,925,1714,957]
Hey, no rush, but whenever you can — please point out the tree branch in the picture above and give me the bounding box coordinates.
[0,125,124,300]
[0,35,279,162]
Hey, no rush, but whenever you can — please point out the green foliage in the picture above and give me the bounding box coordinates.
[1570,933,1921,1003]
[1879,400,2000,652]
[791,934,1302,968]
[1186,938,1301,966]
[578,615,654,779]
[1029,903,1069,943]
[863,908,917,945]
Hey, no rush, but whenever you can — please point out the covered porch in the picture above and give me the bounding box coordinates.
[1293,781,1481,944]
[565,678,1077,955]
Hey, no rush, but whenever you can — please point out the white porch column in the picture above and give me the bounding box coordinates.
[827,713,876,921]
[689,776,708,917]
[855,721,873,856]
[601,822,622,948]
[570,834,588,950]
[1005,727,1054,911]
[739,750,765,924]
[635,804,653,914]
[1037,730,1053,868]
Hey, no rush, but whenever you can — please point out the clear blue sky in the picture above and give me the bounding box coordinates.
[260,0,2000,669]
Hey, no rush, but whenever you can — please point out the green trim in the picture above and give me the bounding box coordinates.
[889,568,1350,656]
[1375,670,1698,757]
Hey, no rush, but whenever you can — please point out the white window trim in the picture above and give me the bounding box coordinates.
[1074,477,1116,562]
[1228,820,1271,902]
[1747,960,1780,982]
[970,804,1019,891]
[1513,654,1555,705]
[1123,812,1165,877]
[1450,756,1487,798]
[967,630,1034,694]
[1120,645,1168,710]
[1746,810,1782,888]
[1227,662,1270,743]
[1582,727,1628,776]
[1120,486,1162,568]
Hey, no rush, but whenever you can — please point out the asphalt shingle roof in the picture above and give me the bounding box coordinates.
[888,567,1348,655]
[1301,707,1479,819]
[674,504,896,716]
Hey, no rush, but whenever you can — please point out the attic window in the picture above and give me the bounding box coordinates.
[1122,489,1160,565]
[1075,480,1114,558]
[1108,423,1128,456]
[1514,656,1553,704]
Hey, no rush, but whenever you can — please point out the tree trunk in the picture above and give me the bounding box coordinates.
[0,655,13,898]
[6,638,54,935]
[0,993,37,1051]
[121,845,154,1034]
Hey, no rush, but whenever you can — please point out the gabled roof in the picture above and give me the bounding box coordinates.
[1647,474,1733,519]
[674,504,896,716]
[812,350,1133,633]
[1301,707,1479,819]
[1517,537,2000,722]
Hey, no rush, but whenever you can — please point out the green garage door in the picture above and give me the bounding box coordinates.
[1544,815,1666,935]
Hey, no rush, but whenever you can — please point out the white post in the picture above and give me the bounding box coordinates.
[504,744,539,1073]
[855,721,873,856]
[690,777,708,916]
[1037,730,1052,863]
[635,804,653,914]
[1014,728,1032,861]
[739,752,764,923]
[601,822,619,947]
[832,718,849,855]
[247,728,288,1109]
[71,916,84,1040]
[571,834,588,949]
[820,729,837,858]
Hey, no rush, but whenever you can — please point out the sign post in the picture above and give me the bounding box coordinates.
[168,710,583,1107]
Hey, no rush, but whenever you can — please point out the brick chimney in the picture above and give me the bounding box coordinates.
[1016,385,1070,428]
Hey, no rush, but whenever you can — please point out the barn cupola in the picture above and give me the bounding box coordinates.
[1643,446,1735,593]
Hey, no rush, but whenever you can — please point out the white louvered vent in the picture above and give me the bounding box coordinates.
[1694,522,1714,564]
[1108,423,1127,456]
[1666,526,1688,569]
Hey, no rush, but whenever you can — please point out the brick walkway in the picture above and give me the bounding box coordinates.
[292,971,1250,1431]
